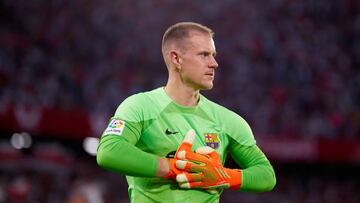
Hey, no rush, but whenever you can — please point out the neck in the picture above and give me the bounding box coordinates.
[164,80,200,107]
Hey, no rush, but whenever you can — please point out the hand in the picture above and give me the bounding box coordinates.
[175,146,242,190]
[162,129,196,179]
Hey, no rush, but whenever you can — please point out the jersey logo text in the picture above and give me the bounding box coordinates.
[103,118,126,136]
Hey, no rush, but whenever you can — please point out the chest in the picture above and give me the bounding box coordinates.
[137,112,229,162]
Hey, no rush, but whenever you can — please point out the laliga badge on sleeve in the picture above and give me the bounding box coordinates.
[103,118,126,136]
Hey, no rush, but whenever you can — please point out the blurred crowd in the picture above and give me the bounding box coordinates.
[0,156,128,203]
[1,1,360,203]
[1,0,359,139]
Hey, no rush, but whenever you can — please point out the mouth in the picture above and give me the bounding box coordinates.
[205,72,215,77]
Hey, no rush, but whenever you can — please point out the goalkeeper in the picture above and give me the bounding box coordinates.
[97,22,276,203]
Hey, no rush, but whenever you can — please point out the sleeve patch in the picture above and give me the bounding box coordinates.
[103,118,126,136]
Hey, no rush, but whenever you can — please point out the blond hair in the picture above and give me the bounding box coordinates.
[162,22,214,52]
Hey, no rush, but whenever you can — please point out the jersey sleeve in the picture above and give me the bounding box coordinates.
[97,93,159,177]
[101,93,145,144]
[229,141,276,192]
[223,111,256,146]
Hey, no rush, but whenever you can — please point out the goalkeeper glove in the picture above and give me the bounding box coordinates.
[163,129,196,179]
[175,146,242,190]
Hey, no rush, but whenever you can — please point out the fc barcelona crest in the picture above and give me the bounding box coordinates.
[204,133,219,149]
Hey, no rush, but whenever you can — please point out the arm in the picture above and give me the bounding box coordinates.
[175,143,276,191]
[230,143,276,192]
[97,124,194,178]
[97,134,164,177]
[96,94,173,178]
[174,140,276,192]
[174,112,275,191]
[223,110,276,191]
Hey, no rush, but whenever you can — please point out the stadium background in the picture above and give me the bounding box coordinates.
[0,0,359,202]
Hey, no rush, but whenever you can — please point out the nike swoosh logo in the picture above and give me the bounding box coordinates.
[165,128,179,135]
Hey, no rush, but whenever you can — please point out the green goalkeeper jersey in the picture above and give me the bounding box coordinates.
[97,87,276,203]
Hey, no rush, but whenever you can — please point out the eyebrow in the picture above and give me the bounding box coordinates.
[198,50,217,57]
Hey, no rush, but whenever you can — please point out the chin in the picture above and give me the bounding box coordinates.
[200,83,214,90]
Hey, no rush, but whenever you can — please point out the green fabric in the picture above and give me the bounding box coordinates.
[96,87,275,202]
[229,143,276,192]
[97,135,158,177]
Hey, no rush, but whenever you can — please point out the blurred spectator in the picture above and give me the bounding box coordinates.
[66,161,105,203]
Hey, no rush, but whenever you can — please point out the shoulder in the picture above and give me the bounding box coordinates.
[201,95,256,146]
[119,88,163,107]
[201,96,239,120]
[114,88,168,120]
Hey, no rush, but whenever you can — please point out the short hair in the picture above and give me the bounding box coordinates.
[162,22,214,52]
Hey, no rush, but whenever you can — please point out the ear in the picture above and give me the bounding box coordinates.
[170,50,182,69]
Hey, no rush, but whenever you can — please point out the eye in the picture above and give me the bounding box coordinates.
[199,52,210,57]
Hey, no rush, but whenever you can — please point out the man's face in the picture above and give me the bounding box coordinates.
[178,32,218,90]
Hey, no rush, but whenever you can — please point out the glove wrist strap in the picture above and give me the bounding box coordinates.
[227,169,242,190]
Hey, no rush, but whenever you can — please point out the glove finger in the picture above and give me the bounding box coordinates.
[206,189,219,194]
[208,150,221,160]
[203,182,231,190]
[163,159,175,179]
[195,146,222,166]
[183,180,230,190]
[175,129,196,156]
[168,158,182,174]
[176,160,206,172]
[179,179,229,189]
[176,172,204,183]
[177,150,211,164]
[178,181,205,189]
[182,129,195,146]
[175,160,192,170]
[195,146,214,155]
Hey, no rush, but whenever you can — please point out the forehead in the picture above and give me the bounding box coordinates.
[183,32,216,52]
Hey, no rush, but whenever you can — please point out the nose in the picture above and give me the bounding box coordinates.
[209,57,218,69]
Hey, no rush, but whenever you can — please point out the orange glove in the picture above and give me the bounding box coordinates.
[176,146,242,190]
[163,129,196,179]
